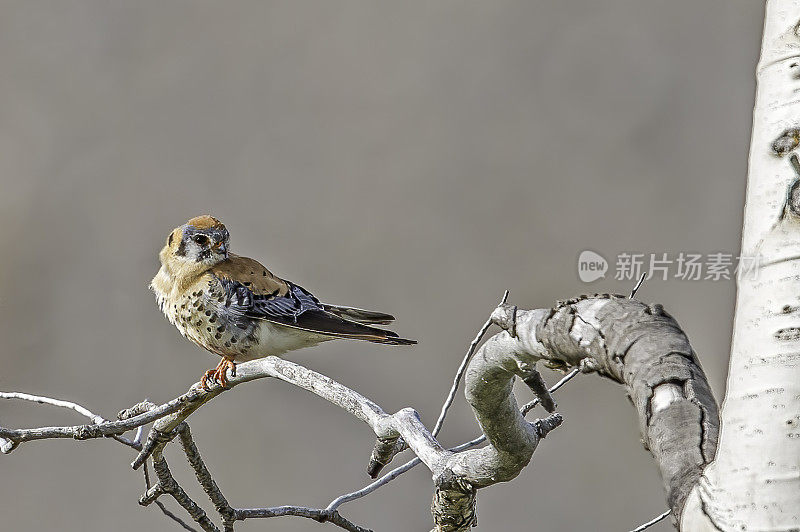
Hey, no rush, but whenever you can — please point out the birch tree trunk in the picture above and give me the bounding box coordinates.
[681,1,800,529]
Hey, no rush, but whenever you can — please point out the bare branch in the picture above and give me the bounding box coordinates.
[491,295,719,519]
[0,391,106,424]
[143,461,201,532]
[432,290,510,438]
[629,272,647,299]
[327,367,581,512]
[369,290,509,478]
[177,425,235,529]
[629,509,671,532]
[234,507,371,532]
[139,434,220,532]
[0,391,143,451]
[138,421,374,531]
[0,387,208,451]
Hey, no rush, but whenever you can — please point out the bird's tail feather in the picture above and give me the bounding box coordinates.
[296,311,416,346]
[321,304,397,325]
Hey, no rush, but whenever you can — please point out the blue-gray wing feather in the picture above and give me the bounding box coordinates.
[212,275,415,344]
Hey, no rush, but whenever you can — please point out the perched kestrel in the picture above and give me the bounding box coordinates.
[151,215,416,389]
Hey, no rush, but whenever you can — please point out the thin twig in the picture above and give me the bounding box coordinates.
[521,368,581,415]
[133,425,144,447]
[235,507,372,532]
[156,501,201,532]
[0,391,142,450]
[432,290,509,437]
[629,509,670,532]
[0,387,208,450]
[629,272,646,299]
[0,391,106,423]
[326,456,421,511]
[143,461,200,532]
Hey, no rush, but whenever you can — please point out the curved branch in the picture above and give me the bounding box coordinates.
[326,368,580,513]
[490,295,719,522]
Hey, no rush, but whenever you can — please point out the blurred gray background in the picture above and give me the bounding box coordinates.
[0,2,762,531]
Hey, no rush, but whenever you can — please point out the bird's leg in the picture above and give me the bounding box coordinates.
[201,358,237,390]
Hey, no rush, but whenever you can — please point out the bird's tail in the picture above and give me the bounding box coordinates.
[321,304,397,325]
[298,310,416,346]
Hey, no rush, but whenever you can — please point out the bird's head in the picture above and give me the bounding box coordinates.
[159,215,230,275]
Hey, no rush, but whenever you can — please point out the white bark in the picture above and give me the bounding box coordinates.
[487,296,719,525]
[681,2,800,529]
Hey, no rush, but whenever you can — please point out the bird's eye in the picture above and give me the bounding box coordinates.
[193,235,209,246]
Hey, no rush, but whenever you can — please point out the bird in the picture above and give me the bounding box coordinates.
[150,215,416,389]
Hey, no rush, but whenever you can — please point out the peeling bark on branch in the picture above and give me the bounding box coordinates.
[489,296,719,523]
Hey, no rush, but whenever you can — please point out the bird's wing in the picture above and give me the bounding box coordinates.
[209,255,415,345]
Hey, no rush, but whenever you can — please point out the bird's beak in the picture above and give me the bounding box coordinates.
[214,241,228,256]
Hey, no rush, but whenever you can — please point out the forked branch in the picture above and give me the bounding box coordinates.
[1,291,704,531]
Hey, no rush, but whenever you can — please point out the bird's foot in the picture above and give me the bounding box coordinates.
[201,358,237,390]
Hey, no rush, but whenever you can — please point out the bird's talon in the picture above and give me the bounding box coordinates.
[201,369,217,391]
[216,367,228,388]
[200,359,236,390]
